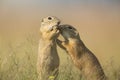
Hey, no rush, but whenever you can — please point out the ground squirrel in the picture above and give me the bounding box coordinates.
[57,24,107,80]
[37,16,60,80]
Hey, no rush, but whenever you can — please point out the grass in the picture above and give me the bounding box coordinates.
[0,35,120,80]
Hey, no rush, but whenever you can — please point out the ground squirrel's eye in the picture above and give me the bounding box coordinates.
[68,26,73,29]
[48,17,52,20]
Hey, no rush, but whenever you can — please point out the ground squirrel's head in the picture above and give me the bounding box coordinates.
[40,16,60,40]
[56,24,80,51]
[59,24,80,41]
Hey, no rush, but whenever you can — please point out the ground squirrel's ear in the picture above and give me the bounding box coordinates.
[56,39,67,50]
[75,31,81,39]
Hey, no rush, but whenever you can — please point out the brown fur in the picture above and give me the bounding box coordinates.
[37,16,60,80]
[57,24,107,80]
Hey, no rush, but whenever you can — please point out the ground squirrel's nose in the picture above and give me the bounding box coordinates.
[57,25,63,31]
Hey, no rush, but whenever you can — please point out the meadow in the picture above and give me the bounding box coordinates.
[0,34,120,80]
